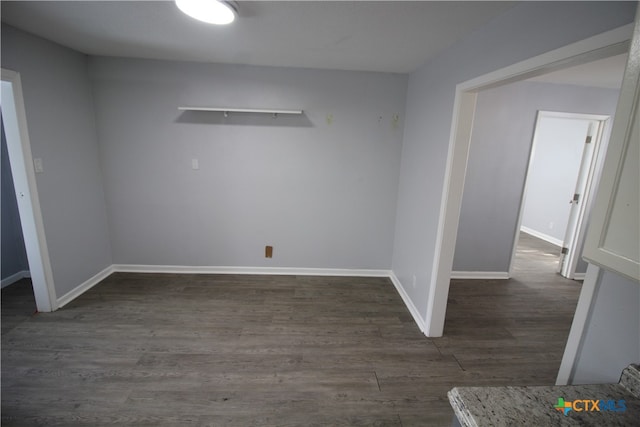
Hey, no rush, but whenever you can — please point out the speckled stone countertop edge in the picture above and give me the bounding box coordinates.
[448,388,478,427]
[620,364,640,398]
[448,364,640,427]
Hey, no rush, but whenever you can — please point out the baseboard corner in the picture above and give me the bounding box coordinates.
[56,265,114,308]
[388,272,427,334]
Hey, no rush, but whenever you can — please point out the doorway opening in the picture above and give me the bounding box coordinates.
[425,23,633,338]
[1,69,56,313]
[512,112,610,281]
[1,115,30,287]
[1,112,37,331]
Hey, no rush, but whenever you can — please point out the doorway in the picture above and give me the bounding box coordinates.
[1,112,38,325]
[1,69,56,313]
[1,115,30,288]
[425,24,632,338]
[512,112,610,280]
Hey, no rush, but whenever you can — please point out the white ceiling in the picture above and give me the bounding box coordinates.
[1,1,628,87]
[1,1,517,74]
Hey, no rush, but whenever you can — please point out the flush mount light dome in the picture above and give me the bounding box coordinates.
[176,0,237,25]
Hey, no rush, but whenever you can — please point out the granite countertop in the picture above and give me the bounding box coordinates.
[448,364,640,427]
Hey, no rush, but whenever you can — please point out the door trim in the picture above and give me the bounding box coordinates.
[559,114,609,279]
[425,23,633,337]
[556,264,601,384]
[1,68,57,312]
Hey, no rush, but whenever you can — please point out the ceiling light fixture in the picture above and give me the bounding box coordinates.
[175,0,237,25]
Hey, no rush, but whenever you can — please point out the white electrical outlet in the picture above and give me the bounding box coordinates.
[191,158,199,170]
[549,222,554,230]
[412,275,417,288]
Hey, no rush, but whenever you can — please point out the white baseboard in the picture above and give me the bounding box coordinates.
[112,264,391,277]
[57,264,390,308]
[53,264,429,336]
[520,226,563,247]
[1,270,31,288]
[57,265,114,308]
[450,271,510,280]
[572,273,586,280]
[388,272,427,334]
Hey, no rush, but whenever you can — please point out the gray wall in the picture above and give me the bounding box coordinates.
[521,116,593,244]
[1,118,29,281]
[89,57,407,269]
[1,25,113,297]
[392,1,634,320]
[452,81,620,273]
[572,268,640,384]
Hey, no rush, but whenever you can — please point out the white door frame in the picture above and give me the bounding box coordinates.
[425,23,633,338]
[508,111,610,280]
[558,114,609,280]
[1,68,57,312]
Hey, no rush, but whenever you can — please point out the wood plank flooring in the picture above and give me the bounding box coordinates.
[1,278,37,336]
[439,233,582,389]
[2,235,581,426]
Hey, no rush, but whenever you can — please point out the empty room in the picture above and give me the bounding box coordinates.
[1,1,638,426]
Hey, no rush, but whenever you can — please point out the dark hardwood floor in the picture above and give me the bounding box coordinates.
[1,278,37,337]
[438,232,581,389]
[1,235,581,426]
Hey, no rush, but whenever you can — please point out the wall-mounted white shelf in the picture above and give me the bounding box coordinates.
[178,106,303,116]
